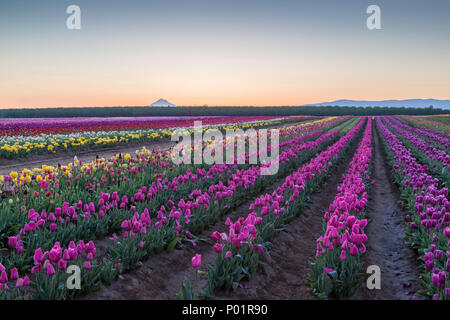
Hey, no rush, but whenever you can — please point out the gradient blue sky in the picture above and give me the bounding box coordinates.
[1,0,449,107]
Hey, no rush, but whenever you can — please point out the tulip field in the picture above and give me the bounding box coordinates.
[0,116,308,159]
[0,114,449,300]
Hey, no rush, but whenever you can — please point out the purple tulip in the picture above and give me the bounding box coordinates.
[444,227,450,239]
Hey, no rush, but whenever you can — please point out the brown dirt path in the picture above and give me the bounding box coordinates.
[351,124,422,300]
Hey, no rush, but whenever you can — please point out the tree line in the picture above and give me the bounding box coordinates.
[0,106,448,118]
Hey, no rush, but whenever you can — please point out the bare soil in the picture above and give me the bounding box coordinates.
[351,125,422,300]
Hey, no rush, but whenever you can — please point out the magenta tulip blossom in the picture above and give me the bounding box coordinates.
[192,254,202,268]
[0,271,8,284]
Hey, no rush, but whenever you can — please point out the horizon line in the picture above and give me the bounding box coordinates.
[1,105,449,111]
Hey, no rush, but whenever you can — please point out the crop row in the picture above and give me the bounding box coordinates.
[309,117,373,299]
[383,117,449,187]
[395,117,449,151]
[400,116,450,136]
[377,117,449,300]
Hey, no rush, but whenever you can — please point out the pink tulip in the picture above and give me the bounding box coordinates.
[121,220,132,231]
[324,268,335,274]
[8,236,17,248]
[10,268,19,281]
[46,263,56,276]
[58,259,68,271]
[349,244,359,256]
[33,248,45,264]
[0,271,8,283]
[49,247,62,262]
[211,231,221,241]
[16,278,24,288]
[213,243,223,253]
[192,254,202,268]
[444,227,450,239]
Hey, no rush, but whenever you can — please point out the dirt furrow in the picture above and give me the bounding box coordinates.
[351,124,422,300]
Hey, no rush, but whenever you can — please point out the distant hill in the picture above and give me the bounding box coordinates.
[304,99,450,109]
[149,99,178,107]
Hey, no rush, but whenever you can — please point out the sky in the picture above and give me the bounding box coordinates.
[1,0,449,108]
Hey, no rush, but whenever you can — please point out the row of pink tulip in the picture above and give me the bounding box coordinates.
[398,116,450,140]
[396,117,450,150]
[386,117,449,170]
[309,117,373,298]
[377,117,449,300]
